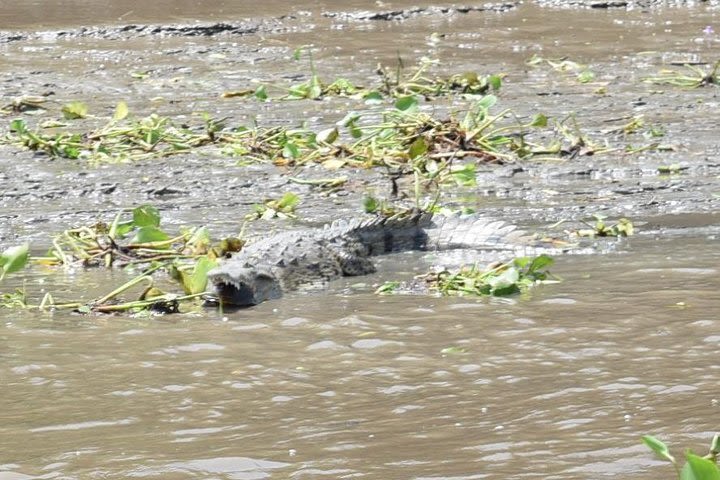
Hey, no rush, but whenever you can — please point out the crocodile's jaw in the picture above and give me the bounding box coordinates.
[207,266,282,306]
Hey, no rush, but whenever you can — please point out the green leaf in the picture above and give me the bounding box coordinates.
[450,163,476,187]
[276,192,300,209]
[292,46,304,61]
[130,226,170,244]
[487,267,520,292]
[408,137,428,159]
[254,85,268,101]
[282,142,300,159]
[363,91,384,104]
[173,257,218,295]
[681,453,720,480]
[488,74,503,90]
[394,95,418,112]
[577,70,596,83]
[316,127,339,144]
[9,118,28,134]
[308,74,323,99]
[526,254,554,274]
[375,281,400,294]
[363,196,379,213]
[61,101,88,120]
[476,95,497,110]
[132,205,161,228]
[113,101,129,121]
[710,434,720,456]
[642,435,676,464]
[0,243,30,280]
[530,113,548,127]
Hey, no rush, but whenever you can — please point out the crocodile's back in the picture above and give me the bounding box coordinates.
[327,211,526,254]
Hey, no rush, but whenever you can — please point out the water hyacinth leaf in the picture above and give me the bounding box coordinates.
[133,205,161,227]
[487,267,520,292]
[61,101,88,120]
[276,192,300,210]
[308,74,323,99]
[186,227,212,254]
[375,281,400,294]
[113,101,129,121]
[338,111,361,127]
[577,70,596,83]
[681,453,720,480]
[616,218,635,236]
[316,127,339,144]
[530,113,548,128]
[450,163,476,187]
[395,95,419,112]
[408,137,428,159]
[441,346,467,355]
[642,435,676,464]
[174,257,217,295]
[0,243,30,280]
[292,46,304,61]
[10,119,28,133]
[363,91,384,104]
[363,196,379,213]
[711,434,720,455]
[526,254,554,275]
[130,226,170,244]
[113,221,136,238]
[477,94,497,110]
[254,85,268,101]
[282,142,300,159]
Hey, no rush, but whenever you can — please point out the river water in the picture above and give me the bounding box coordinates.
[1,1,719,479]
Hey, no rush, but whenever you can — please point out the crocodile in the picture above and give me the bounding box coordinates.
[207,211,529,307]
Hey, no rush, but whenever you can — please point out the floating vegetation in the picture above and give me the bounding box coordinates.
[224,56,502,102]
[246,192,301,220]
[375,57,503,98]
[643,61,720,88]
[526,55,598,85]
[0,243,29,282]
[642,434,720,480]
[0,205,244,314]
[376,255,557,297]
[5,112,221,162]
[552,214,634,238]
[0,95,50,115]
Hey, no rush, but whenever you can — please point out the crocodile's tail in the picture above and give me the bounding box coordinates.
[327,212,527,254]
[423,213,528,251]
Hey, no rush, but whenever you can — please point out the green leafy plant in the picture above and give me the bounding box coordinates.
[643,61,720,88]
[0,244,29,281]
[246,192,301,220]
[642,434,720,480]
[15,205,245,314]
[377,255,557,297]
[575,214,634,237]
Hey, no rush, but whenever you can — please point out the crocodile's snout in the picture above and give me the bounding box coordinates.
[207,266,282,307]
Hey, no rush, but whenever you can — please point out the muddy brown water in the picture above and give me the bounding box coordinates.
[1,1,720,479]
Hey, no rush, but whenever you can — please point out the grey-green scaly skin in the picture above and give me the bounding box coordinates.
[207,212,527,306]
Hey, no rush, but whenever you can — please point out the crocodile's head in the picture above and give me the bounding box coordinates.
[207,264,282,307]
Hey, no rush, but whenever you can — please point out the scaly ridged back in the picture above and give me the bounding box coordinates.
[321,212,525,255]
